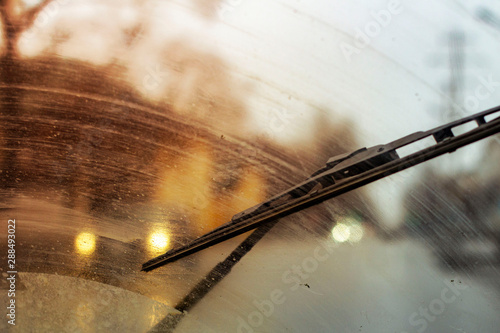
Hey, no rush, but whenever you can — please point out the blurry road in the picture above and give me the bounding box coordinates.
[1,194,500,332]
[174,234,500,333]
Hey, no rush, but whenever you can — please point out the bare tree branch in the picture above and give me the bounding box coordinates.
[0,0,21,57]
[0,0,54,56]
[22,0,53,28]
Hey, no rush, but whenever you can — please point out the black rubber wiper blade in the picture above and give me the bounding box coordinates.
[142,105,500,272]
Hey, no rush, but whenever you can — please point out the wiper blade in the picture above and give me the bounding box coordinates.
[142,105,500,272]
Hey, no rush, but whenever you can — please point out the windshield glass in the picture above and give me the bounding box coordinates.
[1,1,500,332]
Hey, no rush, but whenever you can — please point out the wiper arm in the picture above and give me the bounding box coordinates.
[142,105,500,272]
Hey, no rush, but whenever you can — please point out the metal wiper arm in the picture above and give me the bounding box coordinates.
[142,105,500,272]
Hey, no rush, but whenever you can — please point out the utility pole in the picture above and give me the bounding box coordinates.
[446,29,465,122]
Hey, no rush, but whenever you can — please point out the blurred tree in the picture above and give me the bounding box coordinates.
[0,0,53,58]
[252,108,379,238]
[309,109,379,235]
[0,0,53,186]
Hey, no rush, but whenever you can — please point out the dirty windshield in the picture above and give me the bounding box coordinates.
[1,1,500,332]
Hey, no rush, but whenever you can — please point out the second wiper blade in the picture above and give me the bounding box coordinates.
[142,105,500,272]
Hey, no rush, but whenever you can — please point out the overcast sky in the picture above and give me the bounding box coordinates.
[206,0,500,142]
[18,0,500,141]
[16,0,500,227]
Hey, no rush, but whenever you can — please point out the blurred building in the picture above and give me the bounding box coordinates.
[402,140,500,267]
